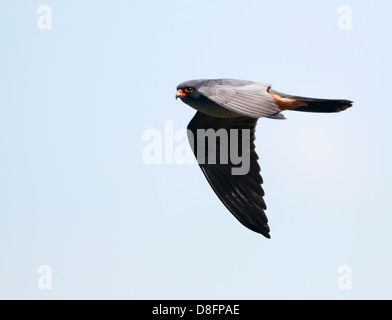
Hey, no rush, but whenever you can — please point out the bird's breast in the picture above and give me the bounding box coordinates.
[182,96,242,118]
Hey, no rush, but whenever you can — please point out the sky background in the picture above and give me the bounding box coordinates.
[0,0,391,300]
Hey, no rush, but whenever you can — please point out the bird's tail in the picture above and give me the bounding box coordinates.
[269,89,353,113]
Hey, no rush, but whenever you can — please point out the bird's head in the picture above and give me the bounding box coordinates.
[176,80,206,102]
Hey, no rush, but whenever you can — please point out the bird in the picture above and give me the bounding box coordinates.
[176,79,352,238]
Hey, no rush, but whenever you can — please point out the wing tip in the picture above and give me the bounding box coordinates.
[263,232,271,239]
[252,225,271,239]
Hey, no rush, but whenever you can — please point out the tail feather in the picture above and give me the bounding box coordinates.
[269,89,353,113]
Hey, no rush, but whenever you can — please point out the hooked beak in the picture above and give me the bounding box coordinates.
[176,89,186,100]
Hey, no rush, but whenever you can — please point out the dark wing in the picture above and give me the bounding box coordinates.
[187,111,270,238]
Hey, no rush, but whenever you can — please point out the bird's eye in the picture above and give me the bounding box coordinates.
[184,87,194,93]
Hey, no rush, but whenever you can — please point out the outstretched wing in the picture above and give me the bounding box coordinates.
[187,111,271,238]
[198,79,284,119]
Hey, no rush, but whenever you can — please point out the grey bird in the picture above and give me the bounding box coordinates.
[176,79,352,238]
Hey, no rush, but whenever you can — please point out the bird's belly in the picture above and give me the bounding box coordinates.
[182,98,242,118]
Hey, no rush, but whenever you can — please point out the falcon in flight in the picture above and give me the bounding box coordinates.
[176,79,352,238]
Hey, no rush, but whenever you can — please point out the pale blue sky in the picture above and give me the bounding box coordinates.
[0,0,391,299]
